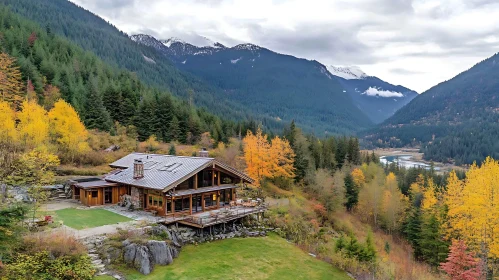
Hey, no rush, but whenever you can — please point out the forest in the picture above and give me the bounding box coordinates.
[0,6,264,146]
[363,50,499,165]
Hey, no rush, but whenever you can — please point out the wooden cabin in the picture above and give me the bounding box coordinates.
[70,152,254,216]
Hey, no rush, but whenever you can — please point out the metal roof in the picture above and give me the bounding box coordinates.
[105,153,254,191]
[74,180,118,189]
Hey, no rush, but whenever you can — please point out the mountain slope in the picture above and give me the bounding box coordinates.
[328,66,418,123]
[131,34,373,135]
[1,0,282,130]
[364,52,499,164]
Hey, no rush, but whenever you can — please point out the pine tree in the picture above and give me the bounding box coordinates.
[168,143,176,156]
[344,173,358,211]
[419,213,449,266]
[155,94,174,142]
[84,77,112,131]
[168,116,180,142]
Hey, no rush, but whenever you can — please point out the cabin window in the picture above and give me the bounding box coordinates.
[167,199,172,214]
[148,194,164,208]
[204,193,216,207]
[175,199,183,212]
[91,191,98,198]
[182,197,190,211]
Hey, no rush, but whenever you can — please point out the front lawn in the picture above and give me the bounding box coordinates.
[55,208,132,230]
[118,233,350,280]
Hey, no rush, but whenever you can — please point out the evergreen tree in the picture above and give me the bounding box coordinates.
[168,143,176,156]
[419,214,449,266]
[83,78,112,131]
[344,173,359,211]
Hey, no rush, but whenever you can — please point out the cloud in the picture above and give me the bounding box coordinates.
[70,0,499,92]
[362,87,404,98]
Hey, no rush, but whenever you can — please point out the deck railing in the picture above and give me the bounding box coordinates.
[182,204,268,226]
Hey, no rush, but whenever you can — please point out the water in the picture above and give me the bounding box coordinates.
[380,155,439,170]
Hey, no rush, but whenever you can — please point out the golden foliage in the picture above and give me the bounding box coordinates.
[269,136,295,179]
[351,168,365,187]
[17,100,49,149]
[0,52,23,108]
[243,128,295,186]
[48,99,90,161]
[381,172,408,233]
[243,128,272,186]
[0,100,17,144]
[443,157,499,258]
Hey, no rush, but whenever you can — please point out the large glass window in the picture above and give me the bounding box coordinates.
[182,197,190,211]
[204,193,217,208]
[175,199,183,212]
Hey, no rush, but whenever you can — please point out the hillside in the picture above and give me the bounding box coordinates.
[131,34,374,135]
[363,52,499,164]
[0,0,283,132]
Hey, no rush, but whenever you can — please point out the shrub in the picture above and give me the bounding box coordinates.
[20,232,86,258]
[1,251,95,280]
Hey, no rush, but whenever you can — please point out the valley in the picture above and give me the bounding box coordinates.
[0,0,499,280]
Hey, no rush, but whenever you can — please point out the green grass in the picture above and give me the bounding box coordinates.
[118,233,350,280]
[55,208,132,230]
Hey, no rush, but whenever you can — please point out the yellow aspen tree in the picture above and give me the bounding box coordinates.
[243,128,270,186]
[357,165,385,227]
[0,101,17,144]
[48,99,90,162]
[17,100,49,149]
[269,136,295,179]
[351,168,366,187]
[421,178,438,212]
[442,171,464,239]
[445,157,499,259]
[381,172,408,233]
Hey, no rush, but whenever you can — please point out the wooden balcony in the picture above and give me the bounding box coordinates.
[161,204,267,228]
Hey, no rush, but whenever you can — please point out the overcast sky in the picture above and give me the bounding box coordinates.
[71,0,499,92]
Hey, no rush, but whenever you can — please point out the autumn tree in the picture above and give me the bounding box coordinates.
[17,100,49,149]
[0,101,18,203]
[381,172,407,234]
[269,136,295,179]
[48,99,89,162]
[42,85,61,110]
[443,157,499,261]
[440,240,482,280]
[243,127,271,186]
[5,148,59,223]
[0,53,23,108]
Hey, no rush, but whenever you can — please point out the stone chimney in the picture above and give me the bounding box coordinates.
[199,148,209,158]
[133,159,144,179]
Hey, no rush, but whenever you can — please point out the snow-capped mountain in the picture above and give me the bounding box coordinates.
[130,33,374,134]
[131,33,417,124]
[327,65,368,80]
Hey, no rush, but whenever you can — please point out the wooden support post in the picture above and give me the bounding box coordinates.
[202,193,205,212]
[171,197,175,214]
[217,171,221,186]
[189,194,193,215]
[211,170,215,187]
[217,191,220,208]
[194,173,198,189]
